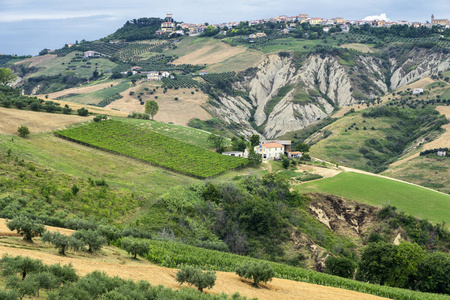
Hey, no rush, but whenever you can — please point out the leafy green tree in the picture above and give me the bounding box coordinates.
[294,142,310,152]
[121,237,150,259]
[97,225,121,245]
[72,230,106,252]
[250,134,260,147]
[325,256,357,279]
[6,216,46,242]
[207,132,226,153]
[390,242,425,288]
[247,148,262,166]
[41,231,83,255]
[46,263,78,284]
[175,265,216,292]
[231,136,247,152]
[0,68,17,85]
[0,255,44,280]
[145,100,159,120]
[415,252,450,294]
[235,261,274,287]
[356,242,397,285]
[17,125,30,138]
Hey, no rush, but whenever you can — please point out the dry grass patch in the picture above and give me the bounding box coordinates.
[0,218,75,237]
[0,237,387,300]
[106,82,211,125]
[14,54,57,67]
[39,81,119,100]
[341,43,374,53]
[0,107,93,135]
[173,44,246,65]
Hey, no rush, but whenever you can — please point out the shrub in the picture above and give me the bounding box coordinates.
[235,261,274,287]
[325,256,357,279]
[77,107,89,116]
[175,265,216,292]
[17,125,30,138]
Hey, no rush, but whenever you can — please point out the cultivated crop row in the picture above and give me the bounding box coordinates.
[55,120,248,178]
[145,240,450,300]
[201,72,236,85]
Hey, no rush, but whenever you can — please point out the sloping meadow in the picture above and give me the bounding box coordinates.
[55,120,248,178]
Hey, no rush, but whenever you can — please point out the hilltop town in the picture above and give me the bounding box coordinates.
[156,12,449,37]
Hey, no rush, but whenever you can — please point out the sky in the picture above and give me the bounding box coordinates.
[0,0,449,56]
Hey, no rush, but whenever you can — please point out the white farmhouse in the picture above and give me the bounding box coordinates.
[254,142,284,159]
[412,88,423,94]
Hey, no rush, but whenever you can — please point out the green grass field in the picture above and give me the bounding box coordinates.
[297,172,450,226]
[442,87,450,99]
[0,133,198,199]
[28,52,117,78]
[61,80,131,104]
[164,36,219,57]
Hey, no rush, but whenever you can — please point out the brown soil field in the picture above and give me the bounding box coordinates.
[340,44,374,53]
[106,83,211,125]
[0,107,93,135]
[0,235,387,300]
[173,45,246,65]
[39,81,119,100]
[14,54,56,67]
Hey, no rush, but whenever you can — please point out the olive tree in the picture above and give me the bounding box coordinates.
[6,216,46,242]
[121,237,150,259]
[176,265,216,292]
[235,261,274,287]
[41,231,83,255]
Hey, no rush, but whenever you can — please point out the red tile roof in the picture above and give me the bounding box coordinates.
[261,142,283,148]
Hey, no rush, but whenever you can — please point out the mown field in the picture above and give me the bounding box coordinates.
[297,171,450,226]
[0,132,197,199]
[21,52,117,79]
[55,120,248,178]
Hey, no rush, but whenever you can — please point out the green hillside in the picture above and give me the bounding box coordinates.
[308,106,447,173]
[55,120,248,178]
[298,171,450,226]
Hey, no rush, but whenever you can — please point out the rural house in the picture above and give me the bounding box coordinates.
[254,142,284,159]
[222,149,249,158]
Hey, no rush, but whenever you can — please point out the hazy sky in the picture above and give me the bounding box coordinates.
[0,0,449,56]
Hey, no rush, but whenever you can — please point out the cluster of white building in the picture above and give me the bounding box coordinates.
[222,140,303,160]
[171,13,449,37]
